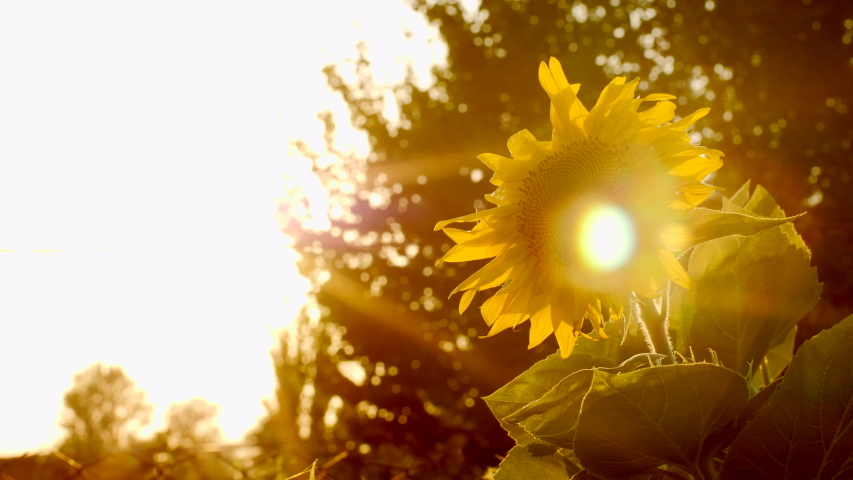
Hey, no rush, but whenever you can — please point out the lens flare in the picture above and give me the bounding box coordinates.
[578,205,636,272]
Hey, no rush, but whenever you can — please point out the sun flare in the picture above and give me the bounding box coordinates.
[578,204,636,272]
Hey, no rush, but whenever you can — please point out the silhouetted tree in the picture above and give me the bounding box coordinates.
[58,362,152,463]
[161,398,221,450]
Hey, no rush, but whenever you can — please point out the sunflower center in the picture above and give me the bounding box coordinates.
[517,137,632,268]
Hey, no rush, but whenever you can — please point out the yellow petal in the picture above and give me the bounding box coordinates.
[584,298,609,339]
[539,59,587,144]
[485,281,534,336]
[554,321,579,358]
[481,288,519,327]
[668,154,724,181]
[507,129,542,158]
[451,223,518,249]
[640,93,677,102]
[441,224,494,244]
[592,76,633,112]
[451,245,528,295]
[434,204,519,231]
[528,302,554,348]
[459,289,477,314]
[485,181,523,206]
[679,182,720,207]
[440,240,512,263]
[670,107,710,132]
[585,77,639,135]
[638,101,677,125]
[478,153,534,178]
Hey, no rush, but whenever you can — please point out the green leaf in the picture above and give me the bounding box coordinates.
[720,314,853,480]
[750,326,795,391]
[667,207,803,251]
[570,470,605,479]
[484,353,614,421]
[728,180,751,208]
[573,364,748,477]
[494,444,580,480]
[689,241,819,378]
[505,355,660,449]
[700,377,783,464]
[506,369,596,449]
[670,186,821,378]
[744,185,809,254]
[499,418,546,446]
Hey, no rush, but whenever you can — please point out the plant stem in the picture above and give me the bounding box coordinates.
[635,285,676,365]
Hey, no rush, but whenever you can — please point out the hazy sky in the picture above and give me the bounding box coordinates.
[0,0,451,455]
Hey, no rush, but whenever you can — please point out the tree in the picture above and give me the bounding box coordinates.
[161,398,221,451]
[58,362,152,462]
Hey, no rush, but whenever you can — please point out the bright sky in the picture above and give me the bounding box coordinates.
[0,0,451,455]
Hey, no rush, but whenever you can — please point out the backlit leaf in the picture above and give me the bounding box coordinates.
[664,207,802,251]
[494,444,579,480]
[690,242,818,377]
[727,180,751,208]
[484,353,614,421]
[670,186,821,378]
[507,369,596,449]
[505,354,661,449]
[743,185,809,254]
[750,326,795,391]
[573,364,748,477]
[720,314,853,480]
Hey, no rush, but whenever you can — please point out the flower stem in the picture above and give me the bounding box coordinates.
[635,284,676,365]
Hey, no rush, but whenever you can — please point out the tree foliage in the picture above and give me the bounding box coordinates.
[59,362,152,462]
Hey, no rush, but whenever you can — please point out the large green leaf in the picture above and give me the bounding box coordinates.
[505,354,663,449]
[666,206,803,251]
[484,353,615,421]
[573,364,748,477]
[743,185,809,253]
[494,444,579,480]
[720,314,853,480]
[506,369,596,449]
[700,377,782,464]
[669,186,821,378]
[727,180,752,208]
[688,241,819,377]
[484,353,615,446]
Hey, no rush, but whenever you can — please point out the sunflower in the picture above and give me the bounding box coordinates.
[434,57,725,358]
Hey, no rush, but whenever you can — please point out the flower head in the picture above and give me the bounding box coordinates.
[435,57,724,357]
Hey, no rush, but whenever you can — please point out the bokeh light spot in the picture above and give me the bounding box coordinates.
[578,205,636,271]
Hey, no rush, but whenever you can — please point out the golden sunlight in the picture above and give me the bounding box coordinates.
[577,204,637,272]
[0,0,447,456]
